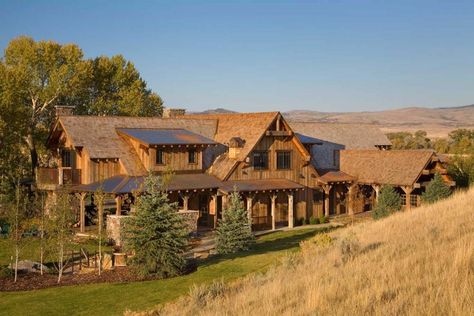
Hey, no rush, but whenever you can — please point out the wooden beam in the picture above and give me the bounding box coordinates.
[115,195,122,216]
[271,194,277,231]
[288,192,294,228]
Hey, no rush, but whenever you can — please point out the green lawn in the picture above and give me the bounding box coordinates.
[0,228,324,316]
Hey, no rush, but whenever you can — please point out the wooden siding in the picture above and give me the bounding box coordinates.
[149,147,204,172]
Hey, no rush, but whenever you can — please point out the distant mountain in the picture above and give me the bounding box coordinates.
[191,108,237,114]
[283,104,474,138]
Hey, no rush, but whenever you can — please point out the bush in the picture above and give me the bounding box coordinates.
[339,232,361,264]
[319,215,328,224]
[123,173,188,278]
[309,216,319,225]
[422,173,452,204]
[372,185,401,220]
[216,190,255,254]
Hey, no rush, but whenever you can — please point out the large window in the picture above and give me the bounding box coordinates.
[277,151,291,169]
[188,149,197,164]
[156,149,164,165]
[253,151,268,170]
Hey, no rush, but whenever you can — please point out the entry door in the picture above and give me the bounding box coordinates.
[198,194,210,227]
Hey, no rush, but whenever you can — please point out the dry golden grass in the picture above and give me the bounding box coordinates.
[138,188,474,316]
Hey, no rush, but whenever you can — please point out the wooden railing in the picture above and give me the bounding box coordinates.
[36,168,81,186]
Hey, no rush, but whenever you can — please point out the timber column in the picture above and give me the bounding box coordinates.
[271,194,277,231]
[347,184,357,216]
[115,195,122,216]
[288,192,294,228]
[402,186,413,210]
[372,184,381,202]
[246,195,253,222]
[183,194,189,211]
[322,185,332,217]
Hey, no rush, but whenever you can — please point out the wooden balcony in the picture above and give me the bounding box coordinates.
[36,167,81,189]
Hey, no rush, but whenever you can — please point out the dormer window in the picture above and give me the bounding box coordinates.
[61,150,72,168]
[156,149,164,165]
[188,149,197,164]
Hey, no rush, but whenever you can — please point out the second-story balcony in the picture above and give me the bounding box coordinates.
[36,167,81,189]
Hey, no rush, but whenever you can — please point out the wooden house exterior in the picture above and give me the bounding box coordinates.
[37,107,455,242]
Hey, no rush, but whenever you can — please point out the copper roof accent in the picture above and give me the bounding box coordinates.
[183,112,280,179]
[340,150,435,186]
[54,116,217,176]
[219,178,304,193]
[317,170,355,184]
[116,128,216,146]
[72,173,222,194]
[290,122,392,148]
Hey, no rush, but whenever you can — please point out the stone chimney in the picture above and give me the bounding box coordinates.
[228,137,245,159]
[163,108,186,118]
[55,105,75,117]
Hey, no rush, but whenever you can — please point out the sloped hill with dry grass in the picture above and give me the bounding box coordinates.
[154,188,474,316]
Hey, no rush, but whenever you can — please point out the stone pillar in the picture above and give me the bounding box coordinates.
[288,192,294,228]
[402,186,413,210]
[115,195,122,216]
[271,194,277,230]
[322,185,332,217]
[246,195,253,222]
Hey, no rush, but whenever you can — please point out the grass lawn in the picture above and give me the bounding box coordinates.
[0,227,326,316]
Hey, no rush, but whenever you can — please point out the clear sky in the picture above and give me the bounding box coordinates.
[1,0,474,112]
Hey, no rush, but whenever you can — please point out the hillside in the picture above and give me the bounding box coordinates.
[284,105,474,138]
[157,188,474,315]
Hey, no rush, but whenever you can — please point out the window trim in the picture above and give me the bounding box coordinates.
[276,150,292,170]
[252,150,269,170]
[61,150,72,168]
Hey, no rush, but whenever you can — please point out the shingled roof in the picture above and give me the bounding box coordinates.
[53,116,217,176]
[340,150,435,186]
[183,112,280,179]
[290,122,391,149]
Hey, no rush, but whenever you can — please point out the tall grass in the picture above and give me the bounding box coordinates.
[148,188,474,315]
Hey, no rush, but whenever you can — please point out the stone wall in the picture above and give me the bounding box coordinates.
[106,215,130,246]
[178,210,199,233]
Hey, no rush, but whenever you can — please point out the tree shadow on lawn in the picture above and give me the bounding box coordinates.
[199,227,332,268]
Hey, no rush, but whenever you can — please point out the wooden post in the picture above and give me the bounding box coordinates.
[347,184,357,216]
[75,192,87,233]
[246,195,253,222]
[115,195,122,216]
[402,186,413,210]
[212,194,218,229]
[271,194,277,231]
[322,185,332,217]
[183,194,189,211]
[372,184,381,202]
[288,192,294,228]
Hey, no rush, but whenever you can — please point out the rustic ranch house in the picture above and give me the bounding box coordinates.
[37,107,454,240]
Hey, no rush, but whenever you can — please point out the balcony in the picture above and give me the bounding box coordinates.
[36,167,81,189]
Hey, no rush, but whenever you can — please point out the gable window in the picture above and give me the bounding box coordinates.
[156,149,164,165]
[253,151,268,170]
[277,151,291,169]
[188,149,197,164]
[61,150,72,168]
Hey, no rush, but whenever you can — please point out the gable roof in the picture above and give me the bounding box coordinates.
[53,116,217,176]
[340,150,434,186]
[183,112,280,179]
[116,128,216,146]
[290,122,391,149]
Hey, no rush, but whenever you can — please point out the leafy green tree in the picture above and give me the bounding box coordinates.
[422,173,452,204]
[123,173,188,278]
[448,155,474,187]
[215,191,255,254]
[372,185,402,220]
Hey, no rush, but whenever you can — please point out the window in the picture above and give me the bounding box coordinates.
[401,194,407,206]
[155,149,164,165]
[277,151,291,169]
[253,151,268,170]
[61,150,71,167]
[188,149,197,164]
[333,149,340,167]
[410,194,418,207]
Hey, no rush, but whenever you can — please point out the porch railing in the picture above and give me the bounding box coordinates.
[36,167,81,186]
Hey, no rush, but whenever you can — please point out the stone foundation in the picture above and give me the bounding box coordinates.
[106,215,130,246]
[178,210,199,233]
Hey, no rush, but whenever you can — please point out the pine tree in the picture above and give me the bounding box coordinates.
[123,173,188,278]
[216,191,255,254]
[372,185,402,220]
[422,173,451,204]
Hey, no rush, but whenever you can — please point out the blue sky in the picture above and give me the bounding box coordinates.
[1,1,474,112]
